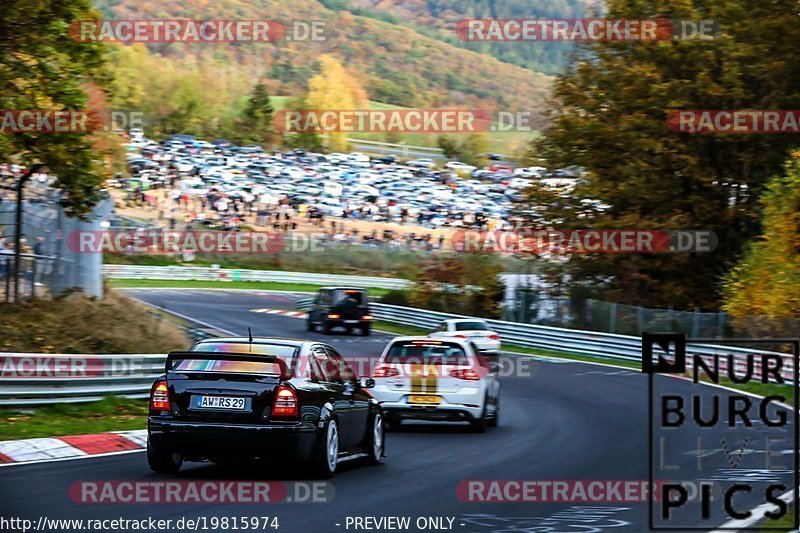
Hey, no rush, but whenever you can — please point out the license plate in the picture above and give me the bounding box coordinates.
[196,395,246,410]
[343,320,359,324]
[408,395,441,405]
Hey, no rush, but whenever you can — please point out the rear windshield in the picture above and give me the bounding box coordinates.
[384,341,468,365]
[189,342,297,371]
[172,359,284,375]
[454,321,489,331]
[333,290,367,305]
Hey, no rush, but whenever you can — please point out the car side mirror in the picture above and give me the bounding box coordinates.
[358,376,375,389]
[490,361,502,373]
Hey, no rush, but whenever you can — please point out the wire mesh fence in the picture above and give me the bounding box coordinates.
[503,287,799,339]
[0,253,58,302]
[0,186,112,301]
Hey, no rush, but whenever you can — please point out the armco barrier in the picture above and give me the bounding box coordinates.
[366,303,794,376]
[102,265,411,290]
[1,304,793,406]
[0,354,165,406]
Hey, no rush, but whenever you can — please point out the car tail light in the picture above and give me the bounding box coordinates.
[488,334,500,340]
[450,368,480,381]
[373,366,400,378]
[327,314,341,319]
[150,381,170,410]
[362,315,374,320]
[271,385,299,419]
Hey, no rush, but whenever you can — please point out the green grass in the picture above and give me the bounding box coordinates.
[0,397,148,441]
[110,278,391,296]
[757,509,795,531]
[372,321,428,336]
[500,343,642,370]
[103,249,424,281]
[695,376,794,406]
[0,289,189,354]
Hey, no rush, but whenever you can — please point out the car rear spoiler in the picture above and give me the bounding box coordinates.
[165,351,291,379]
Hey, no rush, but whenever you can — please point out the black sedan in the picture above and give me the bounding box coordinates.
[147,337,385,478]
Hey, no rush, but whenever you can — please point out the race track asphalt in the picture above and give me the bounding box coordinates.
[0,289,794,532]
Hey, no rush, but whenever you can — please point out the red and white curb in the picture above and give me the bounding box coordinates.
[250,308,308,318]
[0,429,146,466]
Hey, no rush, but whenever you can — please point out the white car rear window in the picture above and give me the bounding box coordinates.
[454,321,489,331]
[385,342,468,365]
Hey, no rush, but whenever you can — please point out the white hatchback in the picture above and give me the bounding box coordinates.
[371,337,500,431]
[428,319,501,354]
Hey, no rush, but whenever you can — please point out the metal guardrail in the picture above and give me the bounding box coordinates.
[0,354,166,406]
[1,302,792,407]
[365,303,793,372]
[102,265,411,290]
[296,301,793,375]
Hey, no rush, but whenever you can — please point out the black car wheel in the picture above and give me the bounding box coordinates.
[360,324,371,336]
[470,400,489,433]
[488,397,499,428]
[306,319,316,332]
[313,419,339,478]
[322,321,332,334]
[147,441,183,474]
[345,325,353,334]
[366,413,385,465]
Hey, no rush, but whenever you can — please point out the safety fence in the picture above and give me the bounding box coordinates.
[0,354,165,406]
[102,264,411,289]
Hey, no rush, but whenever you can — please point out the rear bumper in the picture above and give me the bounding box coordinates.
[148,418,318,461]
[323,318,370,327]
[381,404,482,422]
[375,390,485,422]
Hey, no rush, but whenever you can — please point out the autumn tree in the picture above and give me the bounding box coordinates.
[409,254,505,318]
[524,0,800,310]
[0,0,108,216]
[307,55,368,152]
[722,153,800,334]
[283,96,323,152]
[237,81,275,147]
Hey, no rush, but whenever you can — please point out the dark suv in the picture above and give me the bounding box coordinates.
[307,287,373,336]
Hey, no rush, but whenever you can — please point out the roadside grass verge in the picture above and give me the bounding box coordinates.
[103,249,423,280]
[0,288,190,441]
[110,278,391,296]
[0,397,148,441]
[0,288,190,354]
